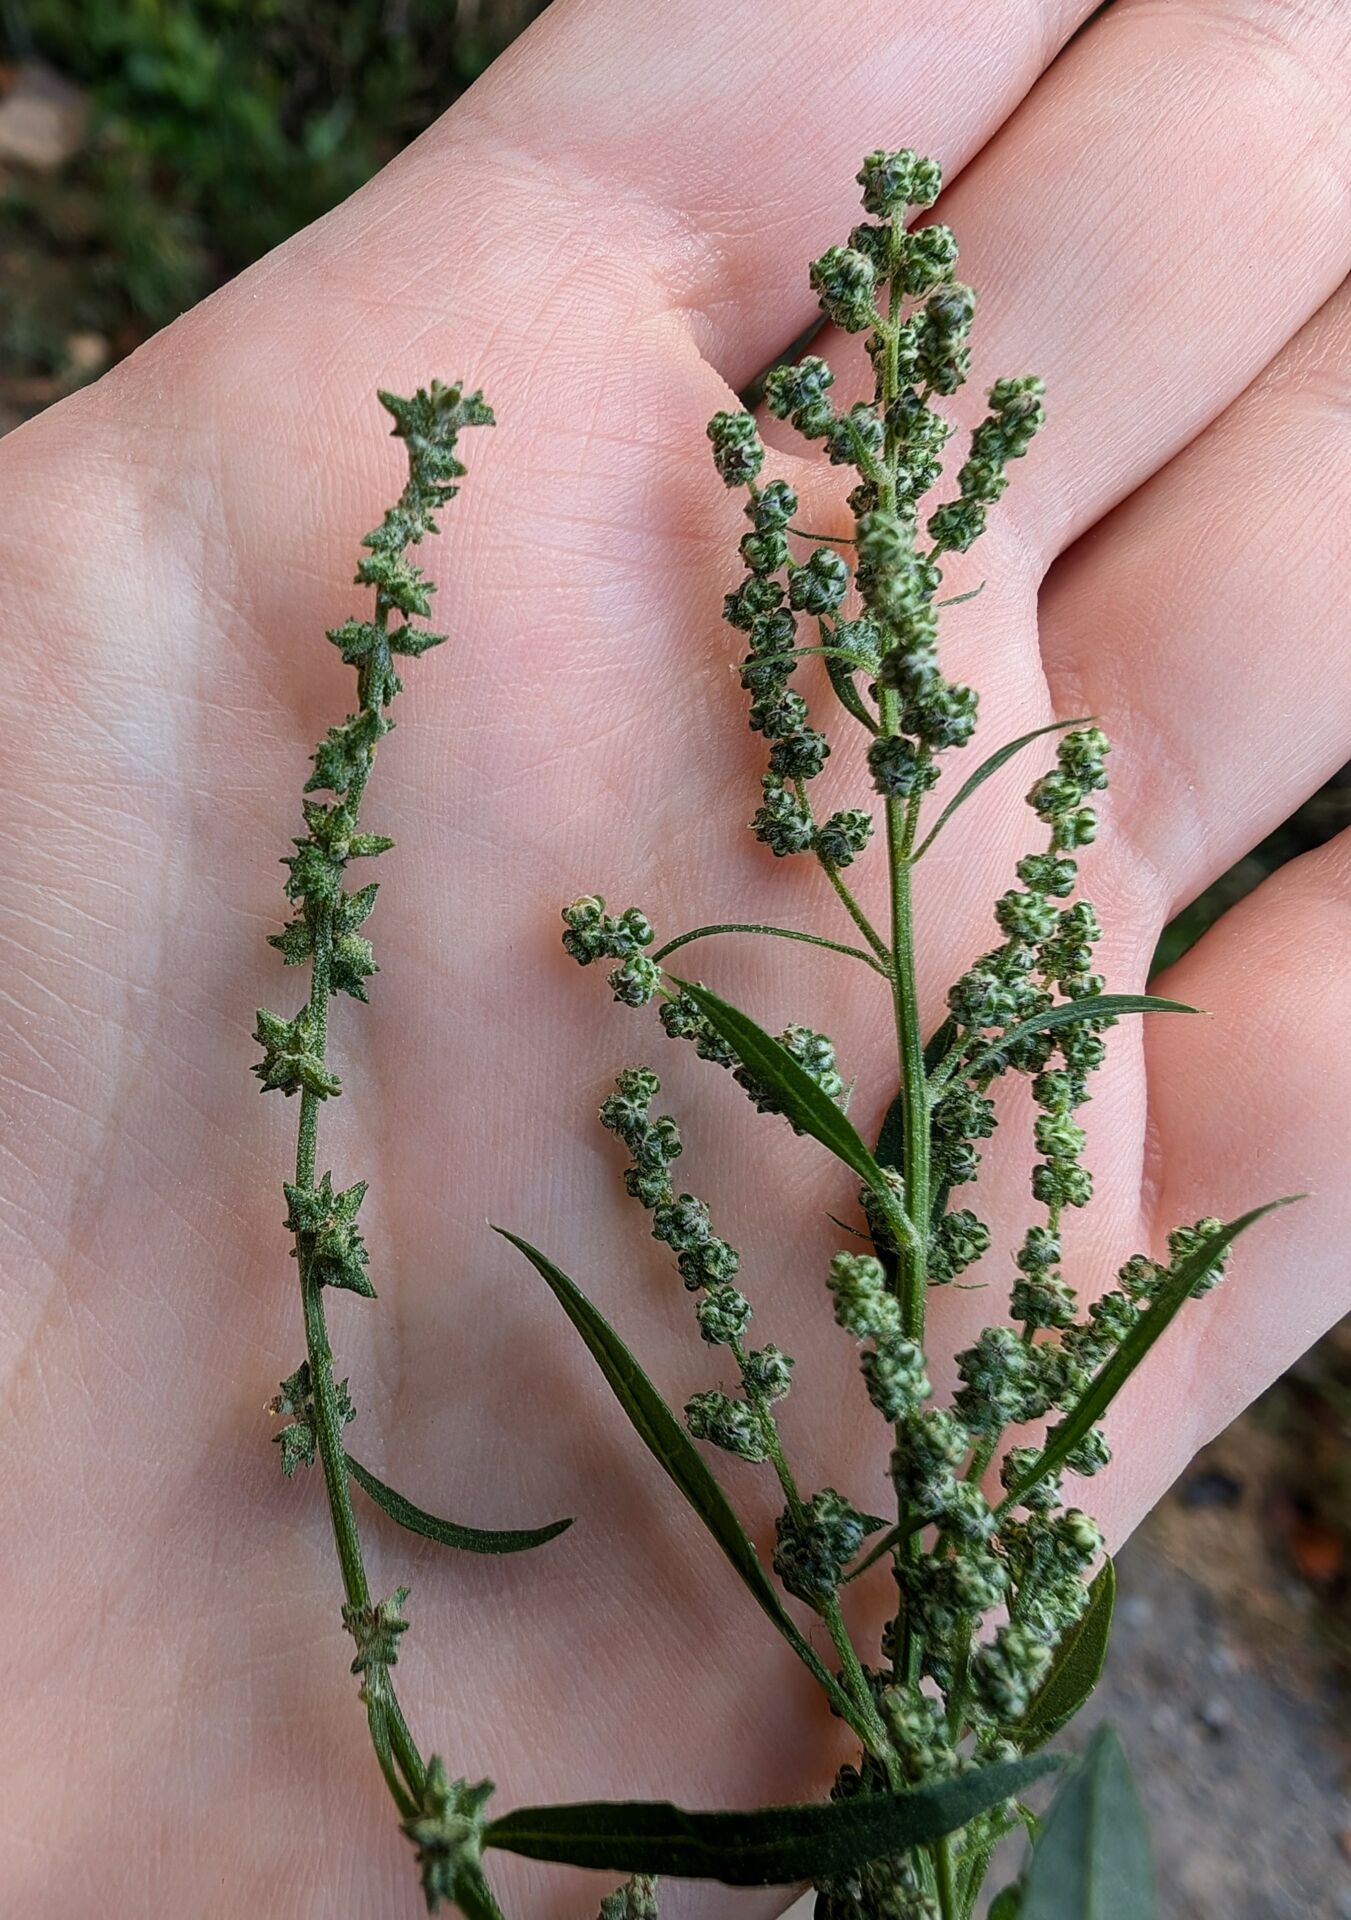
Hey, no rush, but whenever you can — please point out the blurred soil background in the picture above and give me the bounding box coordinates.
[2,3,1346,1910]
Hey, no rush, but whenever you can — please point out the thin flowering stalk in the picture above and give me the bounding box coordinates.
[256,383,550,1920]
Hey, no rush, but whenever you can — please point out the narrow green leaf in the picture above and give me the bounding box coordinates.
[1018,1727,1152,1920]
[936,581,986,609]
[346,1454,572,1555]
[1012,1559,1115,1750]
[673,978,913,1243]
[454,1864,508,1920]
[911,718,1093,861]
[876,1022,957,1176]
[1003,1200,1300,1512]
[492,1229,860,1728]
[961,995,1198,1082]
[650,922,885,975]
[824,644,880,733]
[485,1757,1060,1885]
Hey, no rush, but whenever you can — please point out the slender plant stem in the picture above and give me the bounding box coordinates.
[841,1509,930,1583]
[881,755,931,1341]
[934,1831,959,1920]
[822,856,893,967]
[284,714,429,1824]
[739,1347,897,1771]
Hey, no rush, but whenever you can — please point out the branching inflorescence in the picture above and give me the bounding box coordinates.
[258,157,1288,1920]
[539,151,1287,1919]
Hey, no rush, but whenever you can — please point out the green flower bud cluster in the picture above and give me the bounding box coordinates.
[810,243,881,333]
[953,1326,1061,1436]
[658,990,740,1068]
[598,1876,659,1920]
[890,1407,968,1519]
[684,1390,769,1463]
[283,1169,376,1297]
[705,147,1049,929]
[856,148,943,217]
[860,1335,930,1422]
[773,1488,883,1608]
[599,1069,742,1289]
[269,1359,355,1478]
[343,1583,411,1675]
[1061,1217,1229,1374]
[927,376,1046,555]
[1026,724,1109,857]
[560,896,661,1004]
[270,802,391,999]
[879,1683,961,1786]
[928,1206,992,1283]
[967,1506,1106,1713]
[816,1835,941,1920]
[932,1081,996,1196]
[969,1620,1053,1723]
[828,1251,902,1341]
[598,1071,801,1467]
[398,1761,494,1916]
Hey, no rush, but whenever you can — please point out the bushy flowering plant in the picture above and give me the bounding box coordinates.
[257,155,1289,1920]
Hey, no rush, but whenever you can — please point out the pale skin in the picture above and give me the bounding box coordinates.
[1,1,1349,1914]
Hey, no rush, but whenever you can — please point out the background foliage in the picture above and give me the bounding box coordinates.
[0,0,543,395]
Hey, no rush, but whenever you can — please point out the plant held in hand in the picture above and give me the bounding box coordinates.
[506,150,1295,1919]
[256,157,1293,1920]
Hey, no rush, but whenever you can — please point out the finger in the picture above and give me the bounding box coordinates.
[795,0,1351,565]
[1039,276,1351,924]
[460,0,1093,385]
[1089,826,1351,1539]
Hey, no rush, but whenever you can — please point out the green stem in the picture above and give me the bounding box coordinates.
[739,1347,897,1773]
[881,759,930,1344]
[841,1510,930,1583]
[822,857,893,967]
[873,224,935,1697]
[934,1832,959,1920]
[287,745,429,1821]
[793,775,893,965]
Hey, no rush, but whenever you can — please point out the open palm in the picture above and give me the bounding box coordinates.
[2,3,1348,1915]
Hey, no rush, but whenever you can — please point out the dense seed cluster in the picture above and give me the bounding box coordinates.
[550,149,1248,1920]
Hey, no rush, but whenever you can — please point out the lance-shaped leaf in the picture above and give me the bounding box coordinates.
[1017,1727,1152,1919]
[877,1024,956,1172]
[823,643,879,733]
[493,1229,864,1734]
[672,979,913,1241]
[960,994,1197,1082]
[484,1756,1059,1884]
[911,717,1093,861]
[1012,1558,1115,1751]
[1002,1201,1299,1512]
[346,1454,572,1556]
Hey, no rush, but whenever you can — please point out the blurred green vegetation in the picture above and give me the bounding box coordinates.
[0,0,542,391]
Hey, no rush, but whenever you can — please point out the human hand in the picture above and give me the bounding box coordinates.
[2,3,1348,1914]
